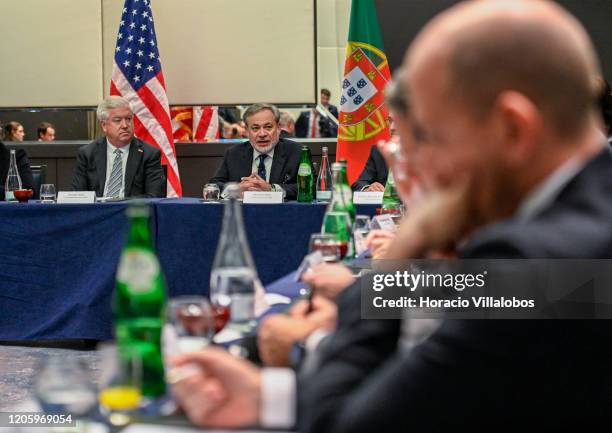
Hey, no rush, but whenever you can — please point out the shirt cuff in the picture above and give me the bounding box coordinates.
[273,184,287,198]
[305,328,331,354]
[260,368,296,428]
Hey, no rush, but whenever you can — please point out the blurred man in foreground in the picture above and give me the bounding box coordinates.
[71,96,164,198]
[173,1,612,431]
[209,103,302,199]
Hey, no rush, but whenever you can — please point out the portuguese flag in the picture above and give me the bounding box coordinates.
[336,0,391,184]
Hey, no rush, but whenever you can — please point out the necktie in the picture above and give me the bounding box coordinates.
[257,154,268,180]
[107,148,123,197]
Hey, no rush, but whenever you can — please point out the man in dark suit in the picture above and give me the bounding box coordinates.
[71,96,164,198]
[170,1,612,431]
[351,145,388,191]
[209,103,302,200]
[296,89,339,138]
[0,141,33,200]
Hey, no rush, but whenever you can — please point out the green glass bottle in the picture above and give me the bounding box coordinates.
[114,203,166,398]
[337,160,356,222]
[297,145,314,203]
[321,163,354,259]
[382,169,402,210]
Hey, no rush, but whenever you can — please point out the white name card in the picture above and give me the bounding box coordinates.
[243,191,283,204]
[57,191,96,204]
[353,191,384,204]
[371,214,397,232]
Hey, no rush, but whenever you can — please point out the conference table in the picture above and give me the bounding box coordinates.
[0,198,377,341]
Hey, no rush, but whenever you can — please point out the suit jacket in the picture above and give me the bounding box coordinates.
[295,110,338,138]
[351,145,388,191]
[209,138,303,200]
[299,149,612,433]
[0,142,34,200]
[71,137,164,198]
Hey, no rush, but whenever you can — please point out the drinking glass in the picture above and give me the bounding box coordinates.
[97,344,142,426]
[321,211,352,259]
[308,233,340,263]
[353,215,371,255]
[40,184,56,203]
[203,183,220,201]
[168,296,215,353]
[34,356,97,417]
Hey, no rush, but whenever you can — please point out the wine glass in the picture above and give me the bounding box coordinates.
[40,184,56,203]
[209,267,257,339]
[167,296,215,353]
[309,233,340,263]
[34,356,97,417]
[321,211,352,259]
[97,344,142,426]
[203,184,220,201]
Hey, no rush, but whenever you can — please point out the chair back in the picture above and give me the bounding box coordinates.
[30,165,47,199]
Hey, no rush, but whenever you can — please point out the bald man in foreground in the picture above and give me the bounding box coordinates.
[171,1,612,431]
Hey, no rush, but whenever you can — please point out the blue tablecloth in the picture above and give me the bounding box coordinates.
[0,199,377,341]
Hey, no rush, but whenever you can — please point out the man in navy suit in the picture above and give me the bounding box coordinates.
[209,103,302,200]
[171,2,612,431]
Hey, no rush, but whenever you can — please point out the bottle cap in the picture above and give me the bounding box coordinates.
[126,200,150,218]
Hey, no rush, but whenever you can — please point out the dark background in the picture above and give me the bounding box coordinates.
[376,0,612,79]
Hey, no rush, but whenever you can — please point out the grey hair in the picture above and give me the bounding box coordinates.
[242,103,280,125]
[279,111,295,128]
[96,96,132,121]
[385,68,409,115]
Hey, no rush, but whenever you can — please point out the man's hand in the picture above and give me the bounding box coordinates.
[364,182,385,192]
[258,297,337,367]
[384,177,473,259]
[241,173,272,191]
[171,348,261,428]
[302,263,355,300]
[365,229,397,259]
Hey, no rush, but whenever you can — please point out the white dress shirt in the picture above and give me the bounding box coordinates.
[104,139,130,198]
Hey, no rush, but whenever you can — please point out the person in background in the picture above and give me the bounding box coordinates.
[0,124,34,199]
[208,103,302,199]
[296,89,338,138]
[37,122,56,141]
[279,111,296,138]
[4,121,25,142]
[71,96,164,198]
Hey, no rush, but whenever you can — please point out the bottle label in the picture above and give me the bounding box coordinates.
[117,249,160,294]
[298,163,312,176]
[5,191,14,201]
[316,190,331,200]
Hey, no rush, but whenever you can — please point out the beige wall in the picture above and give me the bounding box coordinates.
[0,0,348,108]
[0,0,103,107]
[316,0,351,109]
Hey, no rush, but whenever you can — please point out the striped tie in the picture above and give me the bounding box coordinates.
[106,148,123,198]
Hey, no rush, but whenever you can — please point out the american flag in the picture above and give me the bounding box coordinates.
[110,0,182,197]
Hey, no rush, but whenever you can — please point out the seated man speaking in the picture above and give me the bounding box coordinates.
[71,96,164,198]
[209,103,302,199]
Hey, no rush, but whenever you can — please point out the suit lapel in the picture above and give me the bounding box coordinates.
[269,139,287,184]
[124,139,142,197]
[94,140,107,196]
